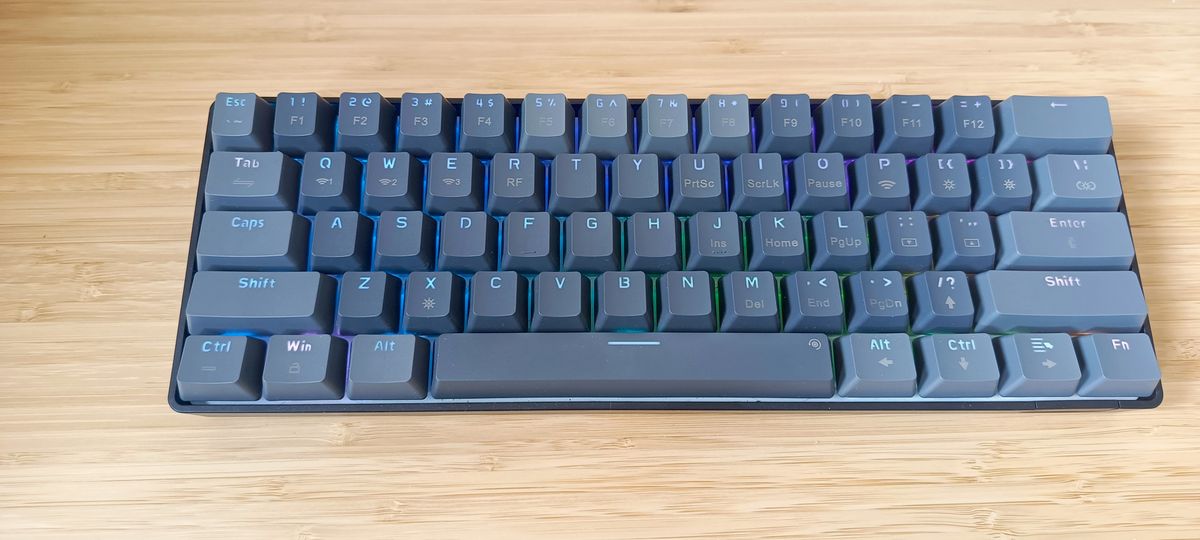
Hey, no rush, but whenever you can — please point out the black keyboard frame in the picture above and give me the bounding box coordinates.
[169,96,1164,413]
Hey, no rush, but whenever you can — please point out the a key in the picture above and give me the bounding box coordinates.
[519,92,574,158]
[670,153,725,214]
[747,211,806,272]
[580,94,633,158]
[211,92,273,152]
[972,154,1033,214]
[935,95,995,157]
[697,93,752,157]
[467,271,528,332]
[638,93,693,158]
[912,153,971,213]
[347,335,429,400]
[531,272,589,332]
[845,271,908,332]
[262,334,346,400]
[337,271,399,335]
[595,271,652,331]
[996,333,1081,397]
[488,153,544,215]
[175,335,265,402]
[908,271,973,333]
[720,271,778,332]
[397,92,456,156]
[273,92,334,154]
[438,211,498,273]
[995,211,1133,270]
[730,153,787,213]
[870,210,932,271]
[1075,334,1161,398]
[625,212,680,272]
[363,152,423,214]
[204,151,300,211]
[563,212,619,272]
[686,211,742,272]
[755,94,813,157]
[974,270,1148,333]
[298,152,361,214]
[402,271,465,334]
[374,211,435,272]
[836,333,917,397]
[196,211,309,271]
[550,153,604,215]
[933,212,995,272]
[809,211,869,272]
[502,212,559,273]
[994,96,1113,157]
[425,152,483,214]
[460,93,515,155]
[852,153,911,213]
[610,153,663,215]
[336,92,395,155]
[1031,154,1122,211]
[185,271,335,334]
[311,211,372,272]
[782,271,844,333]
[817,94,874,157]
[915,334,1000,397]
[658,270,715,332]
[791,152,849,213]
[876,95,934,156]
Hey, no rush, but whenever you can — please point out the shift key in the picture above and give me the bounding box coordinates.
[974,270,1147,333]
[186,271,336,334]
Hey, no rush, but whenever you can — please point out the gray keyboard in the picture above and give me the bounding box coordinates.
[169,92,1162,412]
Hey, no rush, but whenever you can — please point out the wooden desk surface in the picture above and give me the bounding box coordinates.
[3,0,1199,537]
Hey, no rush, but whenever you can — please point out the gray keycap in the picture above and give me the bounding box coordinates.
[439,211,498,272]
[425,152,483,214]
[817,94,874,157]
[336,92,394,156]
[996,211,1133,270]
[870,210,932,271]
[996,333,1081,397]
[791,153,849,212]
[912,153,971,212]
[595,271,652,331]
[311,211,372,272]
[211,92,273,152]
[687,211,742,272]
[747,211,806,272]
[580,94,633,158]
[263,334,346,400]
[933,212,995,272]
[658,271,715,332]
[670,153,725,214]
[783,271,843,333]
[809,211,869,272]
[610,154,663,215]
[935,95,994,157]
[176,335,264,402]
[363,152,423,214]
[488,153,544,215]
[375,211,435,271]
[502,211,558,273]
[532,272,589,332]
[731,153,787,213]
[186,271,335,334]
[755,94,813,157]
[972,153,1033,214]
[1076,334,1161,398]
[836,333,917,397]
[273,92,334,154]
[626,212,680,272]
[974,270,1148,333]
[909,271,973,333]
[845,271,908,332]
[995,96,1113,157]
[638,94,693,158]
[550,154,604,215]
[852,153,911,213]
[519,93,574,158]
[432,332,835,398]
[196,211,309,271]
[336,271,399,335]
[697,94,752,157]
[468,271,528,332]
[720,271,778,332]
[204,151,300,211]
[563,212,618,272]
[915,334,1000,398]
[347,335,429,400]
[397,92,455,156]
[1032,154,1122,211]
[460,93,515,156]
[402,271,465,334]
[299,152,360,214]
[876,95,934,156]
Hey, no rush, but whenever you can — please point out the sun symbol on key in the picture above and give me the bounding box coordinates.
[942,178,956,190]
[1003,179,1017,190]
[421,297,437,310]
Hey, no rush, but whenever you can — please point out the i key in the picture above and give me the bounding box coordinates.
[721,271,779,332]
[460,93,515,155]
[519,92,574,158]
[580,94,633,158]
[211,92,273,152]
[532,272,589,332]
[336,92,394,156]
[402,272,465,335]
[638,93,692,158]
[336,271,399,335]
[274,92,334,154]
[311,211,372,273]
[425,152,483,214]
[697,94,752,157]
[398,92,456,156]
[467,271,528,332]
[756,94,813,157]
[299,152,361,214]
[488,153,544,215]
[731,153,787,213]
[438,211,498,273]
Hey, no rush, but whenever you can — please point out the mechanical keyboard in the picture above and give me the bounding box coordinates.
[169,92,1162,412]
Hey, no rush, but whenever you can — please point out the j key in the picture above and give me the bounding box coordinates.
[876,95,934,156]
[791,152,849,213]
[809,211,869,272]
[580,94,633,158]
[438,211,498,273]
[336,271,399,335]
[336,92,395,155]
[425,152,483,214]
[502,212,559,273]
[638,93,692,158]
[468,271,529,332]
[298,152,361,214]
[211,92,273,152]
[670,153,725,214]
[262,335,346,400]
[347,335,429,400]
[363,152,423,214]
[197,211,309,271]
[531,272,589,332]
[755,94,813,157]
[176,335,264,402]
[972,154,1033,214]
[933,212,995,272]
[915,334,1000,398]
[731,153,787,213]
[1031,154,1122,211]
[658,270,715,332]
[610,154,663,215]
[697,94,752,157]
[995,96,1113,157]
[995,333,1081,397]
[720,271,778,332]
[817,94,874,157]
[870,210,932,271]
[563,212,619,272]
[1076,334,1161,398]
[488,153,544,215]
[836,333,917,397]
[747,211,806,272]
[460,93,515,155]
[845,271,908,333]
[397,92,456,156]
[625,212,680,272]
[185,271,335,334]
[974,270,1148,333]
[550,153,604,215]
[852,153,911,213]
[375,211,435,272]
[273,92,334,154]
[402,271,465,335]
[687,211,742,272]
[909,271,973,333]
[519,92,574,158]
[935,95,995,157]
[311,211,372,272]
[782,271,844,333]
[204,151,299,211]
[912,153,971,213]
[996,211,1134,270]
[595,271,652,331]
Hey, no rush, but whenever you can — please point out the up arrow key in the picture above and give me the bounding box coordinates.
[944,296,956,310]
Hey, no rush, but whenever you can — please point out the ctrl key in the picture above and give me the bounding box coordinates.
[176,335,264,402]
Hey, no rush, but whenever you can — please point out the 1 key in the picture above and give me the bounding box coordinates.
[274,92,334,154]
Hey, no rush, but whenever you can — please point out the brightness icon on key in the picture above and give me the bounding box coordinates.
[422,298,437,310]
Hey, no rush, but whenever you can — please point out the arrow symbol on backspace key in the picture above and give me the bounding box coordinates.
[1050,102,1068,108]
[878,357,894,367]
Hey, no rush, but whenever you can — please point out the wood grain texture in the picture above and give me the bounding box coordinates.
[2,0,1199,537]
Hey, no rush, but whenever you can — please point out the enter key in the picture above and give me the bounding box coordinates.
[995,211,1134,270]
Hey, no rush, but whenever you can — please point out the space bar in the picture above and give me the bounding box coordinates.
[431,333,835,399]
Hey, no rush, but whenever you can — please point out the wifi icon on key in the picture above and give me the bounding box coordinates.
[877,179,897,190]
